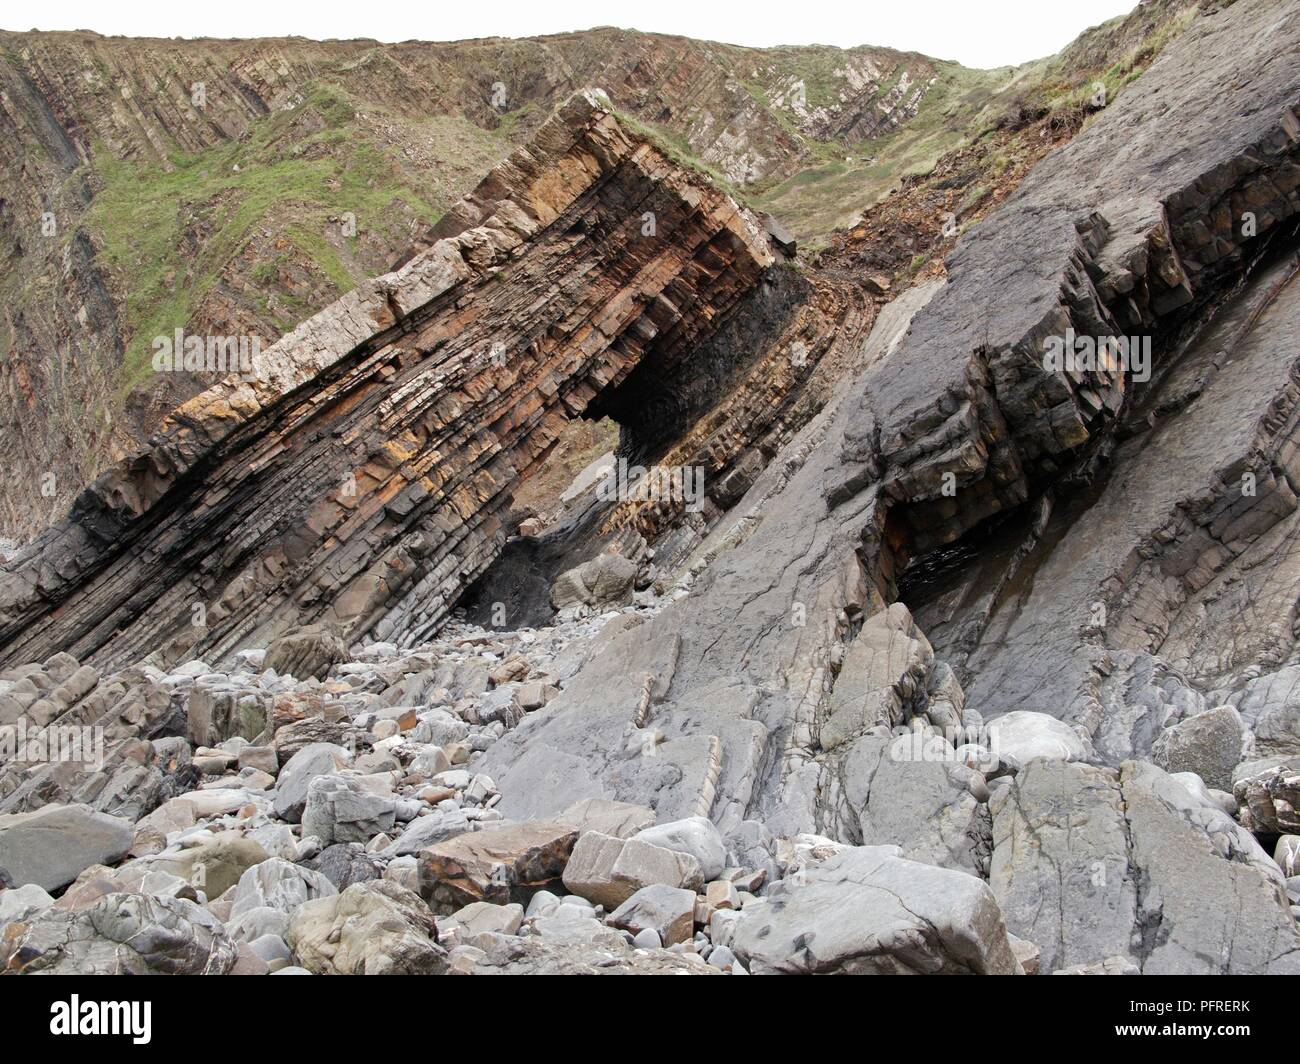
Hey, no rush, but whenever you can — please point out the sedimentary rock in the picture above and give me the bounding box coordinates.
[0,91,779,673]
[731,845,1020,975]
[0,803,132,891]
[482,0,1300,841]
[288,880,446,975]
[5,892,237,975]
[560,831,704,907]
[418,820,578,911]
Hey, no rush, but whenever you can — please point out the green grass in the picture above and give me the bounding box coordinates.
[85,84,461,394]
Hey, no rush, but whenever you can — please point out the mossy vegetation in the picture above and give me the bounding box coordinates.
[86,84,495,393]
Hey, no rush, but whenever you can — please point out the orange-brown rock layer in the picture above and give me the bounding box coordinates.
[0,92,779,671]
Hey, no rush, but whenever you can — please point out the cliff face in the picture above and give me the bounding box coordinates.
[9,1,1300,981]
[0,26,958,536]
[0,93,784,670]
[0,6,1198,537]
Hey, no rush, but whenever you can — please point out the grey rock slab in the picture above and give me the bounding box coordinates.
[989,759,1138,974]
[271,742,352,823]
[606,883,696,947]
[732,845,1020,974]
[0,803,132,892]
[632,817,727,881]
[1121,759,1300,974]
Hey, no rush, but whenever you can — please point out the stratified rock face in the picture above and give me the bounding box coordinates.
[480,0,1300,844]
[0,92,778,672]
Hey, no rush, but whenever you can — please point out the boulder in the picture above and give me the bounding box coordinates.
[262,623,347,681]
[0,804,132,891]
[300,774,397,846]
[1234,756,1300,833]
[731,845,1021,975]
[418,820,578,911]
[561,831,703,908]
[632,816,727,880]
[1120,759,1300,974]
[271,742,352,823]
[447,901,525,937]
[5,893,237,974]
[384,808,473,857]
[186,685,269,747]
[228,857,337,921]
[835,734,990,875]
[989,759,1137,973]
[0,882,53,930]
[1152,705,1244,791]
[606,884,696,946]
[137,834,269,899]
[303,843,384,889]
[550,554,637,610]
[288,880,446,975]
[821,604,934,749]
[985,711,1087,766]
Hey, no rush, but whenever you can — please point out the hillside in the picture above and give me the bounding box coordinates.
[0,6,1194,534]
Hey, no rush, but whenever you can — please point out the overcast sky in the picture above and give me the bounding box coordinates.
[1,0,1141,69]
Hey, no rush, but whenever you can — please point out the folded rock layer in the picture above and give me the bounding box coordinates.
[0,92,779,671]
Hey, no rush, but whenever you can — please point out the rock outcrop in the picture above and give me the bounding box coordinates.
[4,0,1300,982]
[0,92,780,672]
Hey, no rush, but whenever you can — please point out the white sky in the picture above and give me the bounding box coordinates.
[0,0,1140,69]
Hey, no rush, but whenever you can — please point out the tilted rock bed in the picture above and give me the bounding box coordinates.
[5,0,1300,976]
